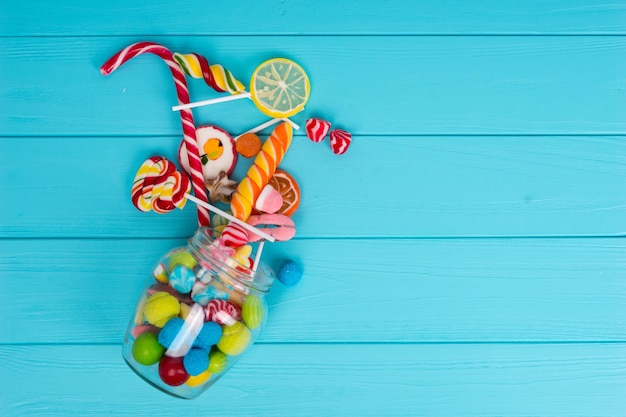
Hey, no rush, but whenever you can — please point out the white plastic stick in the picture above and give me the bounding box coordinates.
[235,118,300,140]
[172,92,252,111]
[283,118,301,130]
[252,240,265,273]
[184,193,275,243]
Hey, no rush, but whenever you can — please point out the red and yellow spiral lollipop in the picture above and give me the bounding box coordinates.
[132,157,191,214]
[230,122,293,221]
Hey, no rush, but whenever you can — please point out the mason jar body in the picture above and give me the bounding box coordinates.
[122,227,274,399]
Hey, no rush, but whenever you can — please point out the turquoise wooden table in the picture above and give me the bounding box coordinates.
[1,1,625,415]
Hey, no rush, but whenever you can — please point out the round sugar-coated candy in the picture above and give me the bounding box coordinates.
[144,292,181,327]
[217,321,251,356]
[277,260,303,287]
[169,265,196,293]
[159,356,189,386]
[132,332,165,365]
[186,369,212,387]
[242,295,264,330]
[158,317,184,348]
[183,348,210,376]
[208,350,228,374]
[193,322,222,350]
[168,251,198,270]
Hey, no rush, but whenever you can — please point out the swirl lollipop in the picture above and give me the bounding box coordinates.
[132,156,191,213]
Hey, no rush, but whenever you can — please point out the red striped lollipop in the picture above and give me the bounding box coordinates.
[205,299,242,325]
[132,157,191,213]
[219,222,249,248]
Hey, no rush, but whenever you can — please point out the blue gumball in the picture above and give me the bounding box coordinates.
[183,348,209,376]
[277,260,303,287]
[193,321,223,350]
[157,317,184,348]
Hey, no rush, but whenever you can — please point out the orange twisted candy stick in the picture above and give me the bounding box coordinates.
[230,122,293,221]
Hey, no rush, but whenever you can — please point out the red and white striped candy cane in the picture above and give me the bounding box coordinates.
[100,41,210,227]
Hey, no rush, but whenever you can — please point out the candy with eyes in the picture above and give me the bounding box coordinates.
[179,125,238,185]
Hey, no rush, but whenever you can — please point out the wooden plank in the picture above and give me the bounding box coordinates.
[1,0,625,36]
[2,37,626,136]
[1,343,624,416]
[1,238,624,344]
[1,136,624,238]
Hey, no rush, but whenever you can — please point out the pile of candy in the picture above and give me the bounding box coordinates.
[101,41,352,396]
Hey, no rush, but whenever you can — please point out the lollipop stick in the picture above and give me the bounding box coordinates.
[184,193,276,243]
[235,118,300,140]
[252,240,265,273]
[172,93,251,111]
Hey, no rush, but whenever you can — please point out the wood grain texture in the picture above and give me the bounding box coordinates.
[1,344,625,417]
[1,135,624,238]
[2,0,625,36]
[2,37,626,136]
[1,238,624,344]
[2,0,625,415]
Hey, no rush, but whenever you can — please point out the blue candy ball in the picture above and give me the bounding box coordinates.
[277,260,303,287]
[183,348,209,376]
[193,321,223,350]
[157,317,184,348]
[169,265,196,294]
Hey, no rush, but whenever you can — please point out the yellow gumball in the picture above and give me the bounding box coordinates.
[186,369,212,387]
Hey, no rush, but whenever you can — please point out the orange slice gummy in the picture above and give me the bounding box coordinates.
[268,169,300,217]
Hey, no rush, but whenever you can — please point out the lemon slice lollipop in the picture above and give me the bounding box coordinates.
[250,58,310,118]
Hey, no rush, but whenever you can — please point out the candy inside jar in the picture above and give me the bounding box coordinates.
[122,227,273,399]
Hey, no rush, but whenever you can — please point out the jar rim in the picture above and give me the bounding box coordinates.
[188,227,274,294]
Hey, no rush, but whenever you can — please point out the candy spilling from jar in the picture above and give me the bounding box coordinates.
[123,240,268,395]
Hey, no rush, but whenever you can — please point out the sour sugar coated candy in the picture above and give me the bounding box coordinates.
[143,292,181,327]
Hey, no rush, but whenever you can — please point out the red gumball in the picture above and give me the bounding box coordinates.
[158,356,189,386]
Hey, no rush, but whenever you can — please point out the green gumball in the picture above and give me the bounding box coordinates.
[132,332,165,365]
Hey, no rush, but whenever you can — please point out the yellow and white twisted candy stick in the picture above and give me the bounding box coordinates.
[173,52,246,94]
[230,122,293,221]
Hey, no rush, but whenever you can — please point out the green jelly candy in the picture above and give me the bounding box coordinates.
[208,351,228,374]
[242,295,264,330]
[132,332,165,365]
[168,251,198,270]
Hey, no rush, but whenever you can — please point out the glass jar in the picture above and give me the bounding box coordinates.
[122,227,274,399]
